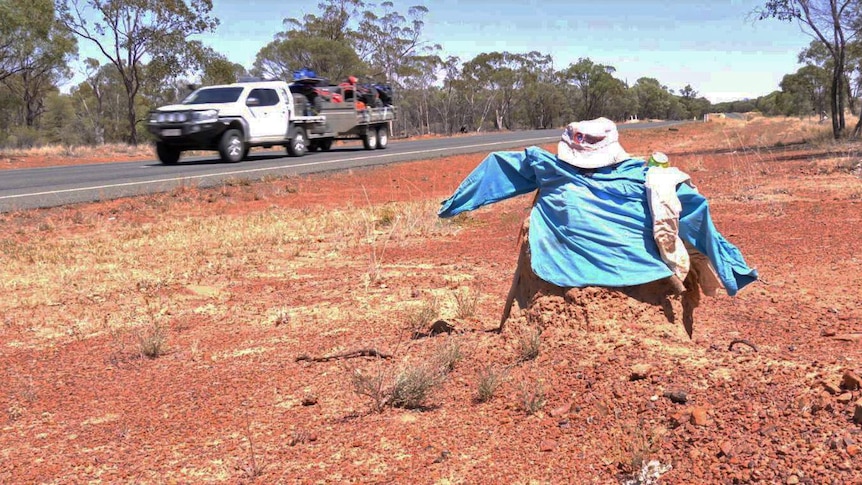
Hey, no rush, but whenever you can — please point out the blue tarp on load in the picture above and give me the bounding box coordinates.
[438,147,758,295]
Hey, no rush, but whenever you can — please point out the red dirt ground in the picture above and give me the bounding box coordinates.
[2,117,862,484]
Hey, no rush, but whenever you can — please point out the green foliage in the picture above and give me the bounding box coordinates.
[56,0,219,143]
[6,0,860,146]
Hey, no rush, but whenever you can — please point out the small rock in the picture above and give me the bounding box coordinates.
[630,364,652,381]
[820,380,842,395]
[837,392,853,404]
[301,395,318,406]
[550,402,572,417]
[842,371,862,390]
[650,394,659,402]
[690,407,709,426]
[718,441,734,458]
[663,389,688,404]
[854,399,862,424]
[539,439,557,452]
[847,444,860,457]
[670,411,689,428]
[786,474,799,485]
[432,450,451,463]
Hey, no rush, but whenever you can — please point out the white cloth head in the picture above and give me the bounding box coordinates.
[557,117,629,169]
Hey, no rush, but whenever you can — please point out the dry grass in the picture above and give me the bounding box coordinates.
[0,142,154,159]
[0,199,458,348]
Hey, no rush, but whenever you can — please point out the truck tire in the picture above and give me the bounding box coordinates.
[286,126,308,157]
[219,129,245,163]
[156,142,181,165]
[362,129,378,150]
[318,138,333,151]
[376,125,389,150]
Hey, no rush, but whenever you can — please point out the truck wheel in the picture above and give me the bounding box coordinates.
[318,138,333,151]
[376,125,389,150]
[156,142,181,165]
[362,129,378,150]
[287,126,307,157]
[219,129,245,163]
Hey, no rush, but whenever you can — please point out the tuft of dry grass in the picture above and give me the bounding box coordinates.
[351,360,446,412]
[516,326,541,362]
[475,364,506,403]
[516,378,546,415]
[137,321,167,359]
[434,336,463,373]
[453,285,480,318]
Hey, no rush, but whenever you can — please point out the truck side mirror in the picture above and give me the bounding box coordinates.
[246,97,260,107]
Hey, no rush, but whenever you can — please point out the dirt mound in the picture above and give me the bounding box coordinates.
[502,219,695,340]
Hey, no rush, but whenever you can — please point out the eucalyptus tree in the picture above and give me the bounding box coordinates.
[56,0,219,144]
[1,0,77,127]
[252,0,369,82]
[560,58,626,120]
[252,36,366,82]
[757,0,861,138]
[631,77,673,119]
[780,64,830,117]
[430,56,468,135]
[353,2,439,86]
[462,51,544,130]
[511,51,562,129]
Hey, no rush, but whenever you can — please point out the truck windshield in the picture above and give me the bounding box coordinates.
[183,87,244,104]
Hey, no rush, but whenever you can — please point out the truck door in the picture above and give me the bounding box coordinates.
[246,88,288,139]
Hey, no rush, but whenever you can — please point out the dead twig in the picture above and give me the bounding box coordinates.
[296,348,392,363]
[728,339,758,352]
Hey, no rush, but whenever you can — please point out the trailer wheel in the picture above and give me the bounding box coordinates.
[318,138,334,151]
[286,126,308,157]
[219,129,245,163]
[362,129,378,150]
[376,125,389,150]
[156,142,181,165]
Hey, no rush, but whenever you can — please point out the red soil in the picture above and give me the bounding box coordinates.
[1,119,861,484]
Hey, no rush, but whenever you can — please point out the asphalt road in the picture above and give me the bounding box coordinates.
[0,121,687,212]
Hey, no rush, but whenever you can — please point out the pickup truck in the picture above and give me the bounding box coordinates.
[146,79,397,164]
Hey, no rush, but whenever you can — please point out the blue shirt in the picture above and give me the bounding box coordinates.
[438,147,758,296]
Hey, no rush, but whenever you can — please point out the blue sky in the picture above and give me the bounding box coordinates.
[70,0,814,103]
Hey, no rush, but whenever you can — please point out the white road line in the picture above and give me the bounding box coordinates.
[1,136,557,201]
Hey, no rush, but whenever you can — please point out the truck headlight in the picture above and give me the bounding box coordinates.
[192,109,218,122]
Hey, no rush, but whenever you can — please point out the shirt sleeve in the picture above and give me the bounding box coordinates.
[438,149,539,218]
[677,184,758,296]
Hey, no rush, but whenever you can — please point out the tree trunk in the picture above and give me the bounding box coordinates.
[830,69,841,139]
